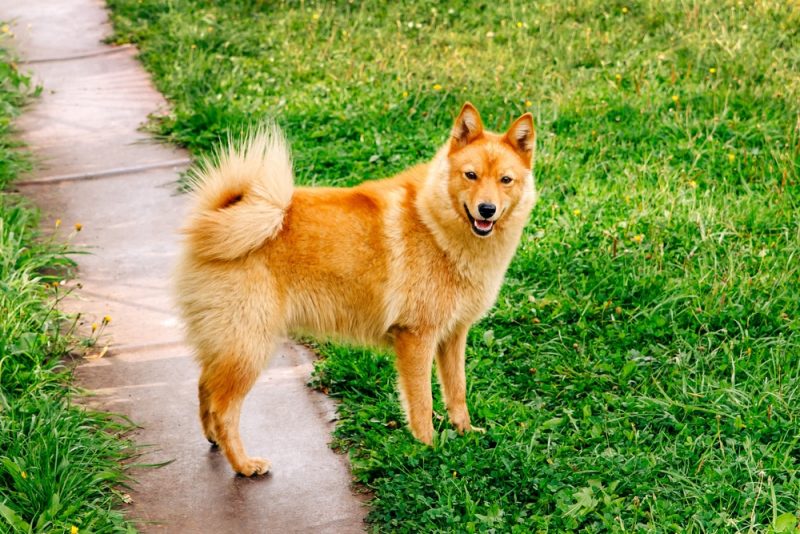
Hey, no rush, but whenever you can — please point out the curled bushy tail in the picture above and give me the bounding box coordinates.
[184,125,294,261]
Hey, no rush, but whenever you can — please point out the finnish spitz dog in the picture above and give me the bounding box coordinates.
[175,103,537,475]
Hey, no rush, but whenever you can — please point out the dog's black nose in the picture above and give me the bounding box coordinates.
[478,203,496,218]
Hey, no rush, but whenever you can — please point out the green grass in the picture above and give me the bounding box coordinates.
[0,41,136,532]
[106,1,800,531]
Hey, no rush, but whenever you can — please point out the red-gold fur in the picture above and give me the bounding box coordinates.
[175,103,538,476]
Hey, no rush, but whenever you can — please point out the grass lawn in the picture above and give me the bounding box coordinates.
[107,1,799,531]
[0,41,136,532]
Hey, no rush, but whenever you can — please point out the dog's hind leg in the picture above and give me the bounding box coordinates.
[199,343,274,476]
[394,328,437,445]
[198,374,216,446]
[435,324,475,433]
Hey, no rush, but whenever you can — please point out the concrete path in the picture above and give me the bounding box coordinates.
[3,1,367,532]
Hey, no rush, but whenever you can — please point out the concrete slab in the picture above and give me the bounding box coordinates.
[14,48,187,180]
[17,168,186,349]
[3,0,368,531]
[2,0,112,61]
[18,168,186,278]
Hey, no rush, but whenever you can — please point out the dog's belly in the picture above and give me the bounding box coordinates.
[285,282,390,346]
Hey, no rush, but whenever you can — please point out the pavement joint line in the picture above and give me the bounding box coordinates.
[85,374,280,396]
[19,44,135,64]
[108,340,186,354]
[73,288,178,316]
[16,158,192,186]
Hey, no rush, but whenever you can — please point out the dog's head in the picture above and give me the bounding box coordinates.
[443,103,535,238]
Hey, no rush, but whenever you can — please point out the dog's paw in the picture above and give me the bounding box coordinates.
[453,419,485,435]
[235,457,271,477]
[449,411,473,434]
[411,424,435,446]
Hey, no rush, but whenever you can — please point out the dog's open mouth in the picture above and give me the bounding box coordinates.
[464,204,495,237]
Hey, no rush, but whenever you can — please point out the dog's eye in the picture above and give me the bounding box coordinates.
[500,175,513,184]
[464,171,478,180]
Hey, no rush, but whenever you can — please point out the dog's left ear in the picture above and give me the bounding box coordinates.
[450,102,484,152]
[505,113,535,166]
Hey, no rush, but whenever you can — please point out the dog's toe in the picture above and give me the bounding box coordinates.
[236,457,271,477]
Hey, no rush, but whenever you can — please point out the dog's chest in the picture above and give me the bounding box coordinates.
[399,257,505,331]
[452,267,507,323]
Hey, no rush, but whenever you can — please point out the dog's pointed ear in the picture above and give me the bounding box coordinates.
[505,113,535,165]
[450,102,484,151]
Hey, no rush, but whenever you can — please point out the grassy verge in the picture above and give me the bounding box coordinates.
[0,41,135,532]
[107,1,799,531]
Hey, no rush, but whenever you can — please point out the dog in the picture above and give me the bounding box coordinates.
[175,103,537,476]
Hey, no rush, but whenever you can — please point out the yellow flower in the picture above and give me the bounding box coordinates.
[71,526,79,534]
[312,12,320,20]
[102,315,112,324]
[74,222,83,232]
[615,73,622,81]
[688,180,698,189]
[190,44,196,49]
[572,208,582,216]
[91,323,98,333]
[709,67,716,74]
[728,152,736,162]
[402,91,409,98]
[622,6,629,13]
[1,24,9,33]
[671,95,679,103]
[525,100,532,107]
[516,21,523,28]
[55,218,62,228]
[632,234,644,244]
[432,83,442,91]
[21,471,27,479]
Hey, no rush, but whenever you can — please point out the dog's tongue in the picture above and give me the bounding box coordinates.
[475,220,493,230]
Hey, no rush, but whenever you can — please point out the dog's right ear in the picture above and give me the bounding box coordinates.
[450,102,484,152]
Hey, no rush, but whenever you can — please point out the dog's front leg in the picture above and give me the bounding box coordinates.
[394,328,436,445]
[436,324,474,433]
